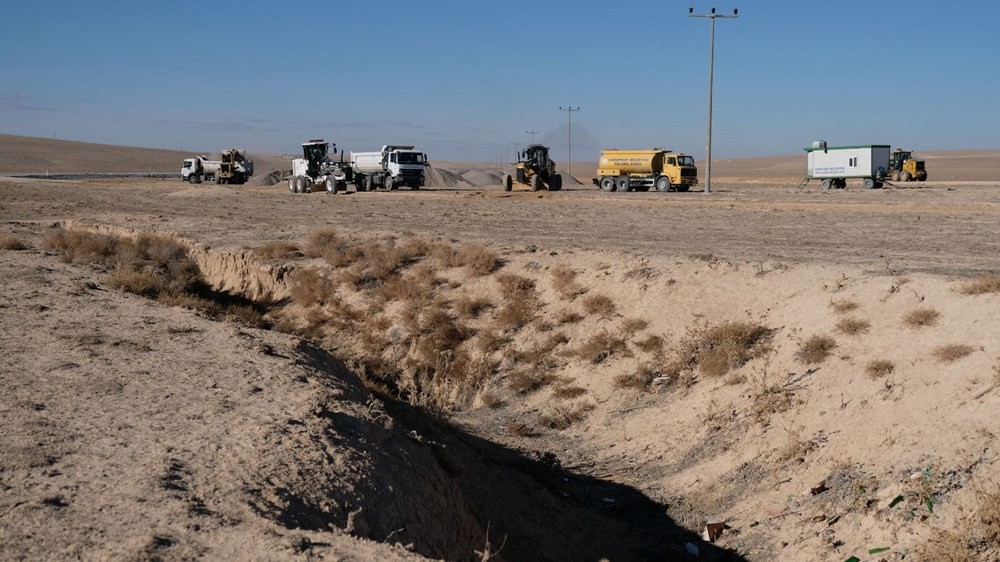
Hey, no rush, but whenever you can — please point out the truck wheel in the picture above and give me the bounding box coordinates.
[891,170,900,182]
[821,179,832,190]
[503,175,513,191]
[655,176,672,192]
[616,176,630,192]
[326,179,336,193]
[863,178,876,189]
[599,177,615,192]
[900,170,911,182]
[191,174,201,185]
[530,175,542,191]
[918,174,927,182]
[548,174,562,191]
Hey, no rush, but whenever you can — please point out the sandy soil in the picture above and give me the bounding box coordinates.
[3,136,1000,561]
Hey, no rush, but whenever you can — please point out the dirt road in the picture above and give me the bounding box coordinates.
[3,178,1000,276]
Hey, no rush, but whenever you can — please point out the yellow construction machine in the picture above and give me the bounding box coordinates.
[889,149,927,182]
[503,144,562,191]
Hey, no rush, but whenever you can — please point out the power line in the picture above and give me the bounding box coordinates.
[526,130,539,144]
[689,6,739,195]
[558,107,580,178]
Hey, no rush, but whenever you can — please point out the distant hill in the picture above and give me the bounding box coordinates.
[0,134,288,175]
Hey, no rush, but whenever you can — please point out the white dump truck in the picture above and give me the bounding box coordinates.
[350,145,428,191]
[181,149,253,185]
[288,139,353,193]
[803,142,890,189]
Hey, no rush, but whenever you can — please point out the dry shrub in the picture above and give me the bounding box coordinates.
[614,363,659,391]
[749,373,799,425]
[865,359,895,378]
[683,322,772,378]
[836,317,870,335]
[479,390,503,409]
[460,243,499,276]
[396,236,434,260]
[581,294,616,318]
[537,402,594,430]
[555,309,583,325]
[623,261,659,281]
[777,430,813,462]
[904,307,940,328]
[933,344,975,363]
[507,421,535,437]
[497,273,535,298]
[106,266,166,297]
[289,268,337,307]
[620,317,649,337]
[475,329,508,354]
[303,229,342,258]
[830,300,859,314]
[0,234,26,250]
[550,264,585,300]
[507,368,555,394]
[431,242,464,268]
[633,334,664,354]
[796,335,836,365]
[552,383,587,400]
[915,482,1000,562]
[959,275,1000,295]
[494,273,538,331]
[42,229,120,265]
[455,295,493,319]
[575,331,629,364]
[253,241,302,260]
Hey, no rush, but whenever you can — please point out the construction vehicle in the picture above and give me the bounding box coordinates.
[802,142,890,189]
[888,149,927,182]
[288,139,353,194]
[592,149,698,192]
[503,145,562,191]
[350,145,428,191]
[181,149,253,184]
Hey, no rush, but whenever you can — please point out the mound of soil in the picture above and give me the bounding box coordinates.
[424,164,474,188]
[247,170,286,187]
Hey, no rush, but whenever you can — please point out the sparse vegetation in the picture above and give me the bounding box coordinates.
[865,359,895,378]
[836,316,870,335]
[454,295,494,319]
[0,234,27,250]
[614,363,659,391]
[550,264,585,300]
[682,322,773,378]
[537,401,594,430]
[620,317,648,337]
[253,241,302,260]
[554,309,583,325]
[830,299,859,314]
[551,383,587,400]
[958,275,1000,295]
[459,243,500,276]
[796,335,836,365]
[575,331,629,364]
[633,334,664,354]
[933,344,975,363]
[904,307,941,328]
[581,294,616,318]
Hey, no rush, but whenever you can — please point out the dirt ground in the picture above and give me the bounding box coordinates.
[3,137,1000,561]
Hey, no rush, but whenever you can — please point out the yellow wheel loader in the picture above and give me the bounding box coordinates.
[888,149,927,182]
[503,144,562,192]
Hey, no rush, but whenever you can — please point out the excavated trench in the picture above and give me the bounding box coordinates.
[49,222,744,562]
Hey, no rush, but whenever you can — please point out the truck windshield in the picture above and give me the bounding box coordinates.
[183,161,192,169]
[678,156,695,167]
[397,152,424,164]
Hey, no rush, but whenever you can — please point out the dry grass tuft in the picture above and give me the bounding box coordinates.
[614,363,662,391]
[303,229,342,258]
[959,275,1000,295]
[830,300,859,314]
[633,334,665,354]
[496,273,535,298]
[581,294,616,318]
[459,243,500,276]
[0,234,27,250]
[575,331,630,364]
[253,241,302,260]
[683,322,773,378]
[550,264,586,300]
[454,295,494,319]
[42,229,120,265]
[904,307,941,328]
[552,383,587,400]
[288,268,337,307]
[507,368,556,395]
[537,402,594,430]
[620,318,649,337]
[915,482,1000,562]
[555,309,583,325]
[479,390,503,409]
[836,317,870,335]
[494,273,538,331]
[865,359,895,378]
[796,335,836,365]
[933,344,975,363]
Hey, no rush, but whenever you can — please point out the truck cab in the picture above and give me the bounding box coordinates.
[383,145,427,189]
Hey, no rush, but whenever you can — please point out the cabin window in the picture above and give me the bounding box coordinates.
[849,157,857,167]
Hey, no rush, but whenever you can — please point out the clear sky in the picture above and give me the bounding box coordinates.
[2,1,998,162]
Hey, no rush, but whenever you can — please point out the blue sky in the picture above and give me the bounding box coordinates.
[2,1,998,162]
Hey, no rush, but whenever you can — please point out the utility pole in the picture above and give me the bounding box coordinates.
[526,130,539,144]
[558,106,580,178]
[689,6,738,195]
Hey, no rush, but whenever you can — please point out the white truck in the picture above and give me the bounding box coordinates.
[289,139,353,193]
[803,142,890,189]
[181,149,253,185]
[350,145,428,191]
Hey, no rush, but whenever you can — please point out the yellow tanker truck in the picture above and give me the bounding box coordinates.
[593,149,699,192]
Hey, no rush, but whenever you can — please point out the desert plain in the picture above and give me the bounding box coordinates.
[3,133,1000,561]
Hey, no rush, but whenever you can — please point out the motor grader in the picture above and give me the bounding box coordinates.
[503,144,562,192]
[888,149,927,182]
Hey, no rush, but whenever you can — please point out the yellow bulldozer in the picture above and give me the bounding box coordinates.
[503,144,562,191]
[889,149,927,182]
